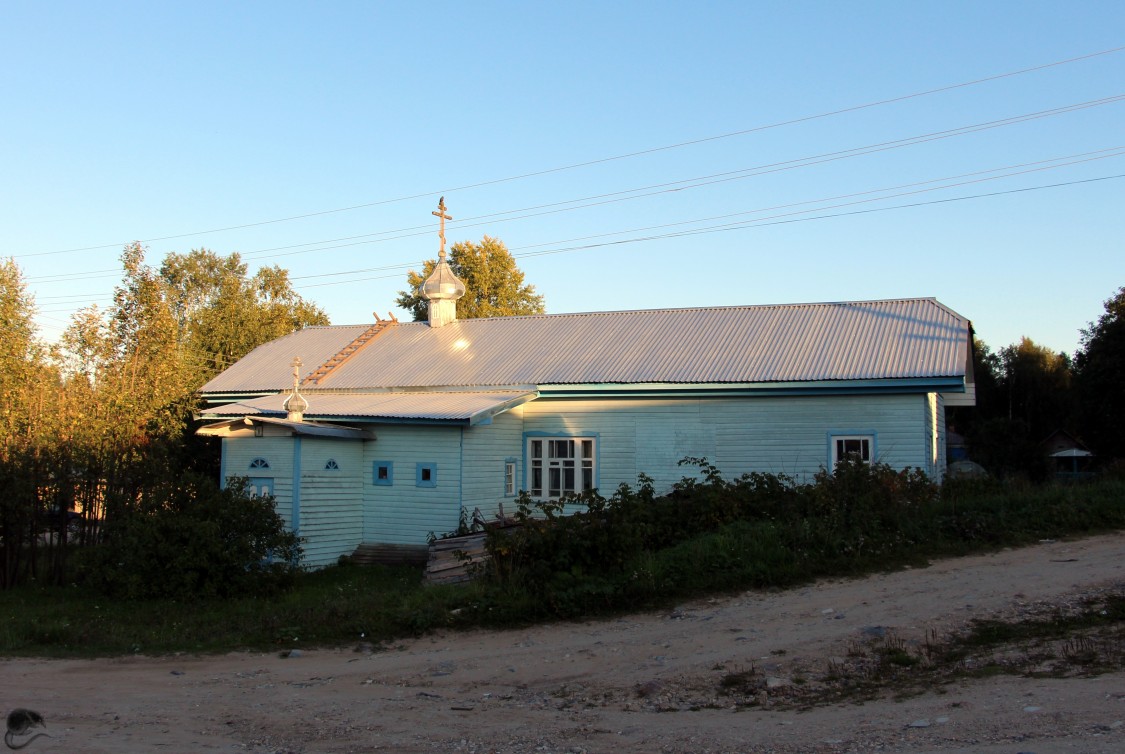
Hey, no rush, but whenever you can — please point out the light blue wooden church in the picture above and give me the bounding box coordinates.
[198,208,975,567]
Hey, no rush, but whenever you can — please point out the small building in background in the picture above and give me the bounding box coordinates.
[1041,429,1095,480]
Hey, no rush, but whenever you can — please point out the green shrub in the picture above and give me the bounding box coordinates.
[75,474,302,600]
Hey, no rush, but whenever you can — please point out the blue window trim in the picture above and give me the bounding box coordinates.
[826,429,878,468]
[324,458,340,470]
[503,457,518,497]
[522,431,600,497]
[416,462,437,488]
[373,460,394,486]
[249,457,270,470]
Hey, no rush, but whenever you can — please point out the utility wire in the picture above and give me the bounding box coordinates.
[293,173,1125,289]
[21,91,1125,284]
[14,45,1125,258]
[25,144,1125,297]
[166,93,1125,266]
[280,147,1125,284]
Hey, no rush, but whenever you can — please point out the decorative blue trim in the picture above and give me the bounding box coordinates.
[291,437,302,536]
[249,457,270,469]
[373,461,394,486]
[324,458,340,470]
[416,462,437,488]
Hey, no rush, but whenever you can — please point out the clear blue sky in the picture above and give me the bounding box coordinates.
[3,1,1122,356]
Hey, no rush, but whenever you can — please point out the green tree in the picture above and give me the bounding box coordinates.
[0,258,45,586]
[1074,286,1125,461]
[160,249,329,382]
[959,337,1072,480]
[0,258,41,443]
[396,236,545,321]
[997,337,1073,441]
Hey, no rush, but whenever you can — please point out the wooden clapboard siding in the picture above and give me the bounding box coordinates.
[222,436,296,527]
[361,425,462,545]
[220,391,943,567]
[519,393,932,495]
[297,438,364,568]
[707,394,926,482]
[461,408,525,522]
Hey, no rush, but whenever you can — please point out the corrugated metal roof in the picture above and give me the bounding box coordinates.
[203,390,538,424]
[200,298,970,394]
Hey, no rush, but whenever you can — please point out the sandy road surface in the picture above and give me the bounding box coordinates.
[5,533,1125,753]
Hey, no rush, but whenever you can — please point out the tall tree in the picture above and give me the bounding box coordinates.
[960,336,1072,480]
[997,337,1073,441]
[0,258,41,440]
[160,249,329,381]
[396,236,545,321]
[0,259,40,585]
[1074,286,1125,461]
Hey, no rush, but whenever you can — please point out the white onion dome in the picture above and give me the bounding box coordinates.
[421,258,465,301]
[283,391,309,415]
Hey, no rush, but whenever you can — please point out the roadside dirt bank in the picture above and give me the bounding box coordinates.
[4,533,1125,753]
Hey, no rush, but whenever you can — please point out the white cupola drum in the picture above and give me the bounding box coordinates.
[421,196,465,328]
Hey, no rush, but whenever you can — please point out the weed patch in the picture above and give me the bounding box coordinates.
[729,588,1125,709]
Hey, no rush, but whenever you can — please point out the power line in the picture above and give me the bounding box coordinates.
[281,146,1123,284]
[21,91,1125,290]
[26,144,1125,302]
[14,45,1125,259]
[199,93,1125,265]
[294,173,1125,289]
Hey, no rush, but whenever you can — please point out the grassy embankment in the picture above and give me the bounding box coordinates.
[2,464,1123,659]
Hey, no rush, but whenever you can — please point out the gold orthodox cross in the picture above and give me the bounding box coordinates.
[432,196,453,260]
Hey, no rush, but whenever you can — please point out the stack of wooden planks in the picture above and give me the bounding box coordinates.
[425,531,489,585]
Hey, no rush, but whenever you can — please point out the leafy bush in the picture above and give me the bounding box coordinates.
[76,474,302,600]
[476,458,997,618]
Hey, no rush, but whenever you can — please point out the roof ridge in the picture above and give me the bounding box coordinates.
[327,298,951,330]
[428,297,949,323]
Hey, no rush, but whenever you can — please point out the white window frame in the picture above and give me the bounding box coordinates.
[830,434,875,466]
[526,436,596,499]
[504,460,516,496]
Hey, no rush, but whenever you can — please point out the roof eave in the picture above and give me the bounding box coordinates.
[537,377,967,398]
[197,416,376,440]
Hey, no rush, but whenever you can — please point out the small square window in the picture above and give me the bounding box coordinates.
[373,461,393,486]
[416,462,437,488]
[829,433,875,468]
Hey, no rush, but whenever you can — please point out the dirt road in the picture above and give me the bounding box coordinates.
[5,534,1125,753]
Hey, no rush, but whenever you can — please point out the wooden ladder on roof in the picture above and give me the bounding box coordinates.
[301,314,398,387]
